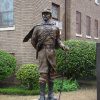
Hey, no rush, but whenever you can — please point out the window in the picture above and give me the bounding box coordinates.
[10,53,15,56]
[0,0,14,28]
[95,0,100,5]
[94,20,99,38]
[76,11,81,34]
[86,16,91,36]
[52,3,60,20]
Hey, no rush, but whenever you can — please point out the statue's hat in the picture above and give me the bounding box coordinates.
[42,9,52,14]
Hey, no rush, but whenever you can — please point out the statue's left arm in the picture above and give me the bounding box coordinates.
[56,27,69,51]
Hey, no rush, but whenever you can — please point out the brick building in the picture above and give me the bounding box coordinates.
[0,0,100,65]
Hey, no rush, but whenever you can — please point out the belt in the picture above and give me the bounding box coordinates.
[43,44,55,49]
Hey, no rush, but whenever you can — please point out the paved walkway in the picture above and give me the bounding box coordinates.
[0,87,96,100]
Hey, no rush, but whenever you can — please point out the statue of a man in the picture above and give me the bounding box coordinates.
[24,9,69,100]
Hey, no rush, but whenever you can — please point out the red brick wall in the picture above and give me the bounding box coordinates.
[70,0,100,42]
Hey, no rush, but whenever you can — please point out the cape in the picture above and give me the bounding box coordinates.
[23,22,55,42]
[23,26,36,42]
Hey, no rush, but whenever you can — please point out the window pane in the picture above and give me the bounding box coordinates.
[2,12,8,26]
[76,11,81,34]
[86,16,91,36]
[52,5,57,18]
[98,0,99,3]
[95,20,98,38]
[0,12,2,26]
[0,0,13,12]
[0,0,14,27]
[52,3,60,20]
[95,0,100,3]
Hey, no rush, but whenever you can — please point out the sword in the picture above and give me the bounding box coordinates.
[58,50,68,100]
[58,72,64,100]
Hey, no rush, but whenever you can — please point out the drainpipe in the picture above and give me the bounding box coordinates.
[65,0,67,40]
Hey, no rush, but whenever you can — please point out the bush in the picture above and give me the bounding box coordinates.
[54,79,79,92]
[0,87,39,95]
[0,50,16,80]
[16,64,39,90]
[56,40,96,79]
[0,79,79,95]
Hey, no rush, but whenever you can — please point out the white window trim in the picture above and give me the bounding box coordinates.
[94,37,99,39]
[0,25,15,31]
[76,33,82,37]
[95,0,99,5]
[86,35,91,39]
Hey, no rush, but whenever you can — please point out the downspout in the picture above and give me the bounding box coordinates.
[65,0,67,40]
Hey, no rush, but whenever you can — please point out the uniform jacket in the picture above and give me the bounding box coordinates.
[31,22,66,73]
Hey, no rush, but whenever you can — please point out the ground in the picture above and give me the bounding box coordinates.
[0,87,96,100]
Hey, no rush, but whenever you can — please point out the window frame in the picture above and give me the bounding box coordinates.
[86,16,91,37]
[0,25,15,31]
[76,11,81,35]
[52,3,60,21]
[0,0,15,31]
[95,0,100,5]
[94,19,99,38]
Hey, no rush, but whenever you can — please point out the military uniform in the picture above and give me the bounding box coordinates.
[31,22,66,76]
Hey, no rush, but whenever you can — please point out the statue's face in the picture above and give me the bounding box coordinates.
[42,12,51,22]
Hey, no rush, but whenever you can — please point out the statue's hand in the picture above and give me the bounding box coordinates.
[63,45,69,51]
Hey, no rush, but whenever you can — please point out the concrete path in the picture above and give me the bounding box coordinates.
[0,87,96,100]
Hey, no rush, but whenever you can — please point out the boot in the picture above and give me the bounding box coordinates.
[39,82,46,100]
[47,81,57,100]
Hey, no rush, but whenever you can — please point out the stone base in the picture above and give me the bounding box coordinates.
[32,97,58,100]
[32,99,38,100]
[32,98,58,100]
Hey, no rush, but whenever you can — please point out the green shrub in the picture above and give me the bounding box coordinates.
[16,64,39,90]
[0,79,79,95]
[56,40,96,79]
[54,79,79,92]
[0,50,16,80]
[0,87,39,95]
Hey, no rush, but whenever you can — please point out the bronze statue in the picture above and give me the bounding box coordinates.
[23,9,69,100]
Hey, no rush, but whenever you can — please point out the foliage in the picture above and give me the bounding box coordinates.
[0,87,39,95]
[56,40,96,79]
[16,64,39,90]
[0,50,16,80]
[54,79,79,92]
[0,79,79,95]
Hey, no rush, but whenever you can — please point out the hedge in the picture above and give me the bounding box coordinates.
[16,64,39,90]
[56,40,96,79]
[0,50,16,80]
[0,79,79,95]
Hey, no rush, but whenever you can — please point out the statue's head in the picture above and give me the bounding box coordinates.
[42,9,52,22]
